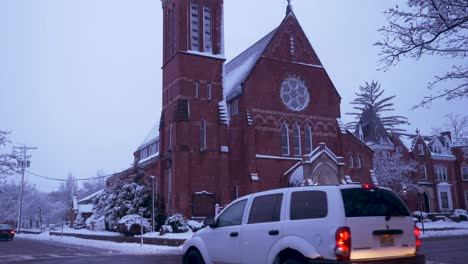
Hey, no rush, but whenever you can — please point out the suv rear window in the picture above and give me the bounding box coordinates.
[341,188,410,217]
[290,191,327,220]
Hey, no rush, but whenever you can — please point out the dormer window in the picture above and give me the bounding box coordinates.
[141,148,148,159]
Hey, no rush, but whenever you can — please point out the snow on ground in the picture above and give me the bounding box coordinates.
[18,232,182,255]
[417,220,468,238]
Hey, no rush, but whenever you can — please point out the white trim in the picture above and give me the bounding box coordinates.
[250,173,259,181]
[256,154,302,161]
[194,190,214,195]
[281,123,290,156]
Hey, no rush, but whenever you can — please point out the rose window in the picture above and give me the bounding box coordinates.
[280,77,310,111]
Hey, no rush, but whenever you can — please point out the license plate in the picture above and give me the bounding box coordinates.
[380,235,394,247]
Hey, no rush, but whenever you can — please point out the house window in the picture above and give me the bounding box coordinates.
[419,165,427,180]
[356,155,362,168]
[207,83,212,100]
[290,33,295,56]
[194,82,199,98]
[304,125,312,154]
[200,120,206,150]
[440,191,449,209]
[418,144,424,155]
[281,123,290,156]
[462,167,468,181]
[292,124,301,156]
[228,99,239,116]
[203,6,212,53]
[190,2,200,51]
[348,155,354,168]
[435,166,448,181]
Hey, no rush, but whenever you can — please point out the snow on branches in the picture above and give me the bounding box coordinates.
[0,130,19,176]
[373,150,421,197]
[346,81,409,132]
[376,0,468,107]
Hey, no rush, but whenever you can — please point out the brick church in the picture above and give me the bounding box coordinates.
[108,0,375,217]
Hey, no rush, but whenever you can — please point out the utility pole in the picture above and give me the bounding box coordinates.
[14,145,37,233]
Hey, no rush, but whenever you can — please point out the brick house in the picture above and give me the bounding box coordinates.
[108,1,375,218]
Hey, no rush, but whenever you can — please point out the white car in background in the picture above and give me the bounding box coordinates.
[183,184,425,264]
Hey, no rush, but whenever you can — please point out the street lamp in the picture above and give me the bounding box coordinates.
[149,175,157,233]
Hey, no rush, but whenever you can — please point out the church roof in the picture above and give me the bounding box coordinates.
[137,121,159,151]
[224,28,277,102]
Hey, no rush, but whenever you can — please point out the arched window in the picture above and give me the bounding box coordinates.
[357,155,362,168]
[348,155,354,168]
[281,123,289,156]
[305,125,312,154]
[293,124,301,156]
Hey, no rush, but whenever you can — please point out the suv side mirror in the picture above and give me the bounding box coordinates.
[203,216,216,228]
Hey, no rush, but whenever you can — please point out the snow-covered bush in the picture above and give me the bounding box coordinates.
[411,211,431,222]
[159,224,173,235]
[85,215,106,231]
[73,213,86,229]
[117,214,150,236]
[187,220,203,232]
[163,214,190,233]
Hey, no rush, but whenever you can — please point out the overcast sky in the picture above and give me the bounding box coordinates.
[1,0,465,192]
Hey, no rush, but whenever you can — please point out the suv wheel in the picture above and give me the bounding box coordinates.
[183,249,205,264]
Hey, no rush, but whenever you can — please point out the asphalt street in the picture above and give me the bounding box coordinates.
[1,236,467,264]
[0,237,181,264]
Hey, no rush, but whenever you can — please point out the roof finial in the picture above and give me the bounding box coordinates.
[286,0,293,15]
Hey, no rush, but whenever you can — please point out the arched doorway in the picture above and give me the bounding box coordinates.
[311,162,340,185]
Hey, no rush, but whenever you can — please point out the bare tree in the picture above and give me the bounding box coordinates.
[376,0,468,107]
[444,113,468,143]
[373,150,420,197]
[346,81,409,132]
[78,170,107,198]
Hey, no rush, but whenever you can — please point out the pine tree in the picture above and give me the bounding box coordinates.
[346,81,409,132]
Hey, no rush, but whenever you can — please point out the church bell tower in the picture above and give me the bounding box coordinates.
[159,0,226,216]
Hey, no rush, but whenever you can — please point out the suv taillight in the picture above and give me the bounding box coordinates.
[414,226,421,251]
[335,227,351,260]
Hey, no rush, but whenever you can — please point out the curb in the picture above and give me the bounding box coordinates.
[49,231,185,246]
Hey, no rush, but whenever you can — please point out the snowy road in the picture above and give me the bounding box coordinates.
[420,235,468,264]
[0,237,181,263]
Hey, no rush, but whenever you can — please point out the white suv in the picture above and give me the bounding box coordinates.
[183,184,425,264]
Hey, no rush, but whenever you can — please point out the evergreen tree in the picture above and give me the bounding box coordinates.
[346,81,409,132]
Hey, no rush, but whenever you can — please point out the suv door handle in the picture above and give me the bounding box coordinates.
[269,230,279,236]
[230,232,238,237]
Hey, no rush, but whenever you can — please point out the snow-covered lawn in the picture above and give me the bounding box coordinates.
[417,220,468,238]
[141,230,194,240]
[51,226,123,236]
[18,232,183,255]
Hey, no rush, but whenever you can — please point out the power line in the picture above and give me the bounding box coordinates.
[25,170,112,182]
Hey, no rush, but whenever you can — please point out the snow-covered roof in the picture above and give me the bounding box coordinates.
[336,118,347,134]
[398,134,416,151]
[78,189,104,204]
[224,28,277,102]
[78,204,93,214]
[137,121,159,150]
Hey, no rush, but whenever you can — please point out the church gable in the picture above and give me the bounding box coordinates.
[263,13,322,67]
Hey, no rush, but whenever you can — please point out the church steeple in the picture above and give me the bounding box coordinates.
[286,0,293,15]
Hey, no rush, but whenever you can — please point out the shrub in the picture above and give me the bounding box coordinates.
[116,214,150,236]
[73,213,86,229]
[187,220,203,232]
[164,214,190,233]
